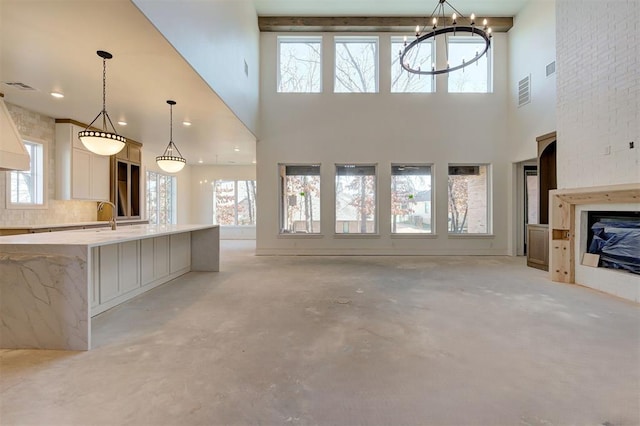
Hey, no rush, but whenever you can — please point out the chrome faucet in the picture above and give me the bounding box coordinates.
[97,201,117,230]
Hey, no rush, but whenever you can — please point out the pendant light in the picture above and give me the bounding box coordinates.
[78,50,126,156]
[156,100,186,173]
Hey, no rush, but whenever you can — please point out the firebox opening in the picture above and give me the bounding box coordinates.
[586,211,640,275]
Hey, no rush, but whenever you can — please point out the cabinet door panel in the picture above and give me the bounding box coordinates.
[119,241,140,294]
[170,233,191,273]
[91,155,110,201]
[141,238,155,285]
[72,148,91,200]
[154,236,170,278]
[99,245,119,303]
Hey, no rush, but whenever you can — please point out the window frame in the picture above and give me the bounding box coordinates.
[390,163,434,235]
[447,163,492,235]
[278,164,322,235]
[334,36,380,94]
[390,37,435,93]
[212,179,257,227]
[334,163,378,235]
[146,170,177,225]
[6,138,47,210]
[446,36,493,93]
[277,35,323,94]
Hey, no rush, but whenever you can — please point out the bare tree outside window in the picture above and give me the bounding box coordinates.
[391,39,434,93]
[448,38,490,93]
[278,37,321,93]
[213,180,257,226]
[9,141,44,205]
[146,171,175,225]
[280,165,321,233]
[334,38,378,93]
[391,165,432,233]
[336,165,376,233]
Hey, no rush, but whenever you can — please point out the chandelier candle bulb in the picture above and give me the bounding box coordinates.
[401,0,490,76]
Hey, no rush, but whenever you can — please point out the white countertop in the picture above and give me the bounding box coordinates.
[0,219,148,230]
[0,224,218,247]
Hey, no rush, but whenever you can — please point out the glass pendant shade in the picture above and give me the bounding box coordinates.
[78,130,125,156]
[156,100,187,173]
[78,50,126,156]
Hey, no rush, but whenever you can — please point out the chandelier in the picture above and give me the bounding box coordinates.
[400,0,491,75]
[78,51,126,156]
[156,100,186,173]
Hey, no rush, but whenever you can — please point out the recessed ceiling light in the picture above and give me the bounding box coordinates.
[234,147,240,152]
[198,159,203,164]
[117,121,127,126]
[252,160,256,164]
[50,92,64,98]
[182,121,192,126]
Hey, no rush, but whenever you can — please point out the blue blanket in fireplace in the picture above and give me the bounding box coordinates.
[588,219,640,274]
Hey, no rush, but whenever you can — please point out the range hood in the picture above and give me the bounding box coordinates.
[0,97,30,171]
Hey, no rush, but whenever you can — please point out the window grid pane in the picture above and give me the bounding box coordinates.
[278,37,322,93]
[10,141,44,205]
[391,165,433,233]
[334,38,378,93]
[213,180,257,226]
[391,39,434,93]
[335,165,376,233]
[447,38,490,93]
[146,170,176,225]
[448,164,489,233]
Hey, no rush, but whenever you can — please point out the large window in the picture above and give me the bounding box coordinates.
[213,180,257,226]
[146,171,176,225]
[391,164,433,233]
[448,164,490,234]
[278,36,322,93]
[8,140,45,207]
[335,164,376,234]
[447,37,491,93]
[279,164,321,234]
[391,38,434,93]
[334,37,378,93]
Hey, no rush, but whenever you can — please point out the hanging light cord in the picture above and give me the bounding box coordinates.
[163,101,184,158]
[84,52,118,134]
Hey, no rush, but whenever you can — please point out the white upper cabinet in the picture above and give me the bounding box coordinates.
[55,122,110,201]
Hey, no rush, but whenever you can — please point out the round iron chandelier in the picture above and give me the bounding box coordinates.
[400,0,492,76]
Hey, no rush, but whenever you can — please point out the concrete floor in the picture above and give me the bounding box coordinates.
[1,241,639,426]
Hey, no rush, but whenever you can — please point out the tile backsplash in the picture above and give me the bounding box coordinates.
[0,103,97,227]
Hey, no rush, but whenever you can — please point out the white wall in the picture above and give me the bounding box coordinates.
[257,32,511,255]
[143,146,192,225]
[191,165,256,239]
[133,0,260,135]
[556,0,639,189]
[508,0,557,163]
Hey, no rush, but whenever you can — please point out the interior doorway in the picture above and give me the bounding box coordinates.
[524,165,538,254]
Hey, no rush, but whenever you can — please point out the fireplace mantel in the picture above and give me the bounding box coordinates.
[549,183,640,284]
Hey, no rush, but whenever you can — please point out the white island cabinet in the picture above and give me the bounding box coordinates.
[0,225,219,350]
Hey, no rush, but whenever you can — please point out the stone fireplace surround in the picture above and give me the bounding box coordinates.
[549,184,640,302]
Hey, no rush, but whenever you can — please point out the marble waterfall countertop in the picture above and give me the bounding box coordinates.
[0,219,148,230]
[0,224,218,247]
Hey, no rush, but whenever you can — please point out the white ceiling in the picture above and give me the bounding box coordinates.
[1,0,527,168]
[0,0,256,166]
[254,0,530,17]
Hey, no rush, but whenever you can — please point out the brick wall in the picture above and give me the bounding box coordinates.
[556,0,639,189]
[0,103,97,226]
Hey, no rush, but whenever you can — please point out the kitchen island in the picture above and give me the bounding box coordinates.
[0,224,219,351]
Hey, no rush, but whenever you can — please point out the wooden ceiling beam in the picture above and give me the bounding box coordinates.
[258,16,513,33]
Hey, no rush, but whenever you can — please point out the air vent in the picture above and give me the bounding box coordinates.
[518,75,530,107]
[546,61,556,77]
[3,82,37,91]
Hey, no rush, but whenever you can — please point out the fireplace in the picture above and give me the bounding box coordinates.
[586,211,640,274]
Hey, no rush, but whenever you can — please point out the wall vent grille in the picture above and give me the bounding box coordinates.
[518,75,531,107]
[3,82,37,91]
[546,61,556,77]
